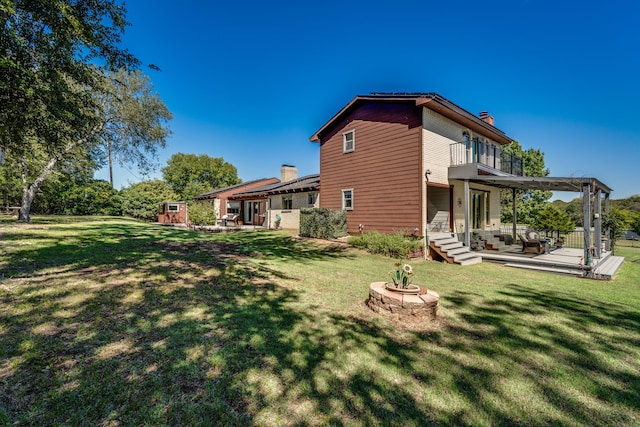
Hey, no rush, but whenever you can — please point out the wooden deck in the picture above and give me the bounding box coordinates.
[479,246,624,280]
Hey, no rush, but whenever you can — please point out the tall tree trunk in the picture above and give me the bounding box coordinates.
[107,138,113,187]
[19,154,59,222]
[17,139,86,222]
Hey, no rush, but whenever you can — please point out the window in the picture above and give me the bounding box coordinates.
[307,192,317,205]
[168,203,179,212]
[282,196,293,210]
[343,130,355,153]
[341,189,353,210]
[471,190,490,229]
[226,201,240,214]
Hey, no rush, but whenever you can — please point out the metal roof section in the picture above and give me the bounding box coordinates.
[231,174,320,199]
[309,92,515,145]
[192,178,277,200]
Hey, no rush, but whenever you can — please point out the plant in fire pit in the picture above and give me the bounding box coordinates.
[384,261,422,295]
[390,262,413,289]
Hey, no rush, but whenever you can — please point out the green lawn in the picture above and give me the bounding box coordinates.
[1,216,639,426]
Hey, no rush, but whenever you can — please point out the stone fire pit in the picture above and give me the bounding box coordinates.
[367,282,439,321]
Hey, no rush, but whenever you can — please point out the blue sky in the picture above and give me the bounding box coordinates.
[96,0,640,201]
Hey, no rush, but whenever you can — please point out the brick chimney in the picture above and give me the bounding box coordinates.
[479,111,494,126]
[280,164,298,183]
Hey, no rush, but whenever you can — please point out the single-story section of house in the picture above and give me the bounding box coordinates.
[230,165,320,230]
[192,177,280,222]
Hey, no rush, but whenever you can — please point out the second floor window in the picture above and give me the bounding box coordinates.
[343,130,355,153]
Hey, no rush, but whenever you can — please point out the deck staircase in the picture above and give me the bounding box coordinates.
[428,232,482,266]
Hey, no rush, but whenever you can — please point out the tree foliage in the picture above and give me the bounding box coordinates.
[631,213,640,237]
[1,1,165,222]
[602,209,627,255]
[530,204,575,235]
[61,180,121,215]
[97,69,172,179]
[13,69,170,221]
[120,179,178,221]
[162,153,241,200]
[1,0,139,156]
[188,201,217,226]
[501,141,552,225]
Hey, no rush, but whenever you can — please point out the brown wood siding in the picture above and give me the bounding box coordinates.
[319,102,423,234]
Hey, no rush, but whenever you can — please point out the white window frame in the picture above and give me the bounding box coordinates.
[307,192,316,205]
[341,189,354,210]
[343,130,355,153]
[168,203,180,212]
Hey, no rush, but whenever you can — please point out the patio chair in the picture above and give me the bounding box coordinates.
[221,214,239,226]
[518,233,545,255]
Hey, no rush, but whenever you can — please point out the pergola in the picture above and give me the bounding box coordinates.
[462,176,613,266]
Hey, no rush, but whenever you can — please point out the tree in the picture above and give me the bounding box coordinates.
[162,153,241,200]
[188,201,217,226]
[120,179,178,221]
[62,180,121,216]
[631,213,640,237]
[98,69,172,186]
[530,204,575,236]
[501,141,552,225]
[602,209,627,255]
[14,69,171,221]
[1,0,138,157]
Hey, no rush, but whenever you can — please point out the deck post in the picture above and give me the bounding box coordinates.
[464,180,470,248]
[512,187,517,241]
[604,193,610,250]
[583,182,591,265]
[594,189,602,258]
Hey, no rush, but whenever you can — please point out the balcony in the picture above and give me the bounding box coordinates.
[449,142,523,177]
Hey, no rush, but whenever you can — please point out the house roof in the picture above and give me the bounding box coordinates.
[231,174,320,199]
[192,178,277,200]
[309,92,515,145]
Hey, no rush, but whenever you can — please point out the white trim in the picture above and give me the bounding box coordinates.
[341,188,354,210]
[343,130,355,153]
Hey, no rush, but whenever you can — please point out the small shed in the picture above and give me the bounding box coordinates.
[158,202,188,224]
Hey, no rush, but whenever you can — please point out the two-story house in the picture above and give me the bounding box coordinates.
[310,92,523,246]
[310,92,619,275]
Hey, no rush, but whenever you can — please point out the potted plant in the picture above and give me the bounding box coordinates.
[385,262,421,294]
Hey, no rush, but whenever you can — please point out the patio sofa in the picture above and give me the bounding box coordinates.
[518,232,549,255]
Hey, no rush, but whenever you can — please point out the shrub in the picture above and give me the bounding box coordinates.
[300,208,347,239]
[121,179,179,221]
[349,231,423,258]
[188,201,217,226]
